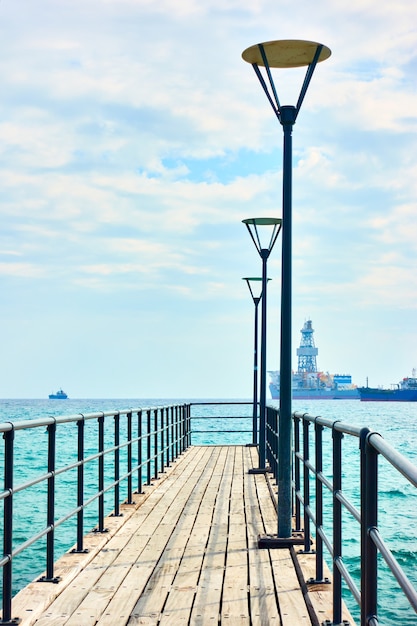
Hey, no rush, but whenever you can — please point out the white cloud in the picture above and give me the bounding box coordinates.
[1,0,417,397]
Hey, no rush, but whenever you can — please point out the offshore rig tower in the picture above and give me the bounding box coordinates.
[296,319,318,373]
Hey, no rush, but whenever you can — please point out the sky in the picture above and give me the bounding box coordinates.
[1,0,417,399]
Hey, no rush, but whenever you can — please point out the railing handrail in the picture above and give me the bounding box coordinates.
[269,406,417,625]
[0,404,183,433]
[294,410,417,487]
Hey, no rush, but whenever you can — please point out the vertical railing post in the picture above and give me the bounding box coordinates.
[153,409,158,479]
[160,407,165,474]
[293,414,301,532]
[360,428,378,626]
[332,424,343,625]
[146,409,152,486]
[302,418,311,553]
[72,415,87,554]
[137,410,143,494]
[95,414,107,533]
[165,407,171,467]
[2,426,15,624]
[39,418,60,582]
[314,419,326,583]
[46,419,56,580]
[181,404,188,452]
[170,406,175,464]
[183,404,188,449]
[175,405,179,457]
[265,407,270,472]
[184,404,189,450]
[179,405,185,453]
[266,407,278,480]
[113,413,121,517]
[126,411,133,504]
[187,404,191,448]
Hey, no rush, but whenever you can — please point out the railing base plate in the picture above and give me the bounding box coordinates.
[248,467,269,474]
[258,531,304,548]
[37,575,61,584]
[70,548,89,554]
[0,618,21,625]
[307,576,330,585]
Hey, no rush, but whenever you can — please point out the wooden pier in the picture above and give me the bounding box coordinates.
[10,446,354,625]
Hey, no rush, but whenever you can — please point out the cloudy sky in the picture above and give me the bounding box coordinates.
[1,0,416,399]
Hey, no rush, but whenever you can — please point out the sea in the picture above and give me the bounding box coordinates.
[0,397,417,625]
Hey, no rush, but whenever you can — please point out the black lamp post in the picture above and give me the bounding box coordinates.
[242,276,271,447]
[243,218,282,471]
[242,39,331,538]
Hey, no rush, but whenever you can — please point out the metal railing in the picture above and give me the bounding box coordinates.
[0,404,190,624]
[3,400,416,625]
[189,401,254,445]
[266,406,417,626]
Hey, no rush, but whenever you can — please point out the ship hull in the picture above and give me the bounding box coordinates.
[270,384,359,400]
[358,388,417,402]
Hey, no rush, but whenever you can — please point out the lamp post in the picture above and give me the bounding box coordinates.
[243,218,282,471]
[242,39,331,538]
[242,276,271,447]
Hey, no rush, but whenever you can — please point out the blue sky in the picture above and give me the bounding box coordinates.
[1,0,417,398]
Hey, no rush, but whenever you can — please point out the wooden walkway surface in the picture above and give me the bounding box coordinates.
[10,446,354,625]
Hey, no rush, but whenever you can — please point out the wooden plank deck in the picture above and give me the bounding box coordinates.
[9,446,355,625]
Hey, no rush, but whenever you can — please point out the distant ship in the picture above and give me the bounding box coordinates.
[269,319,359,400]
[358,373,417,402]
[48,389,68,399]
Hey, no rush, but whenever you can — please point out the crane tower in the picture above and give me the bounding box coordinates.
[296,319,318,373]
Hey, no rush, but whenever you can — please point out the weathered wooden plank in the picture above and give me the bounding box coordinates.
[269,548,312,625]
[127,447,225,625]
[157,448,229,625]
[190,447,236,625]
[244,448,281,625]
[294,541,357,625]
[221,448,250,625]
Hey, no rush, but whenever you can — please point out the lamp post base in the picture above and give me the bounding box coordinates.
[248,467,270,474]
[257,531,305,548]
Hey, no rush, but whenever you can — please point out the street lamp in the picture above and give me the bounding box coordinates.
[242,39,331,538]
[243,218,282,471]
[242,276,271,447]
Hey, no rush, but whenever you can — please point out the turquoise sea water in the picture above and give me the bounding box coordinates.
[1,398,417,624]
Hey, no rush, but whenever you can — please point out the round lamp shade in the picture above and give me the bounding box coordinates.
[242,39,331,68]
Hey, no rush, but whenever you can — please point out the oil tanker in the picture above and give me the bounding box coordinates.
[358,373,417,401]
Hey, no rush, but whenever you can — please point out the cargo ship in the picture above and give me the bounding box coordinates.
[358,373,417,402]
[269,320,359,400]
[48,388,68,399]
